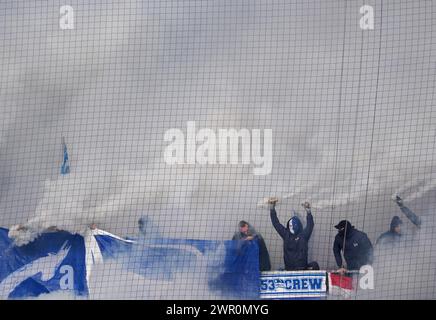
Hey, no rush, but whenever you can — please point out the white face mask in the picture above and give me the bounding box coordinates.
[288,219,295,234]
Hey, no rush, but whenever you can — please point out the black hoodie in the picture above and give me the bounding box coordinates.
[270,208,314,271]
[333,222,373,270]
[376,216,403,245]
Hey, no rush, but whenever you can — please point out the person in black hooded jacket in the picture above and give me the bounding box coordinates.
[376,195,422,246]
[268,198,319,271]
[333,220,373,273]
[376,216,403,245]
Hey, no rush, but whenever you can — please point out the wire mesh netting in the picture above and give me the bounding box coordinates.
[0,0,435,299]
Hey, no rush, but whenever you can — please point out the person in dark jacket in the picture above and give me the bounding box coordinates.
[333,220,373,274]
[376,196,422,246]
[376,216,403,245]
[232,220,271,271]
[268,198,319,271]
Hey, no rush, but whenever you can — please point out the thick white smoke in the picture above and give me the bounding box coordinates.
[0,0,435,298]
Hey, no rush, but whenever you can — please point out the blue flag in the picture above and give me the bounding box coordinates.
[60,137,70,175]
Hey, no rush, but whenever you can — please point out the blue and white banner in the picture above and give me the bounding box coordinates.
[0,227,260,299]
[113,237,261,299]
[0,228,88,299]
[259,271,327,299]
[0,227,135,299]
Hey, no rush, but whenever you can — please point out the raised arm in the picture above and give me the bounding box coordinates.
[270,207,287,239]
[399,205,421,227]
[301,202,314,240]
[395,196,421,227]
